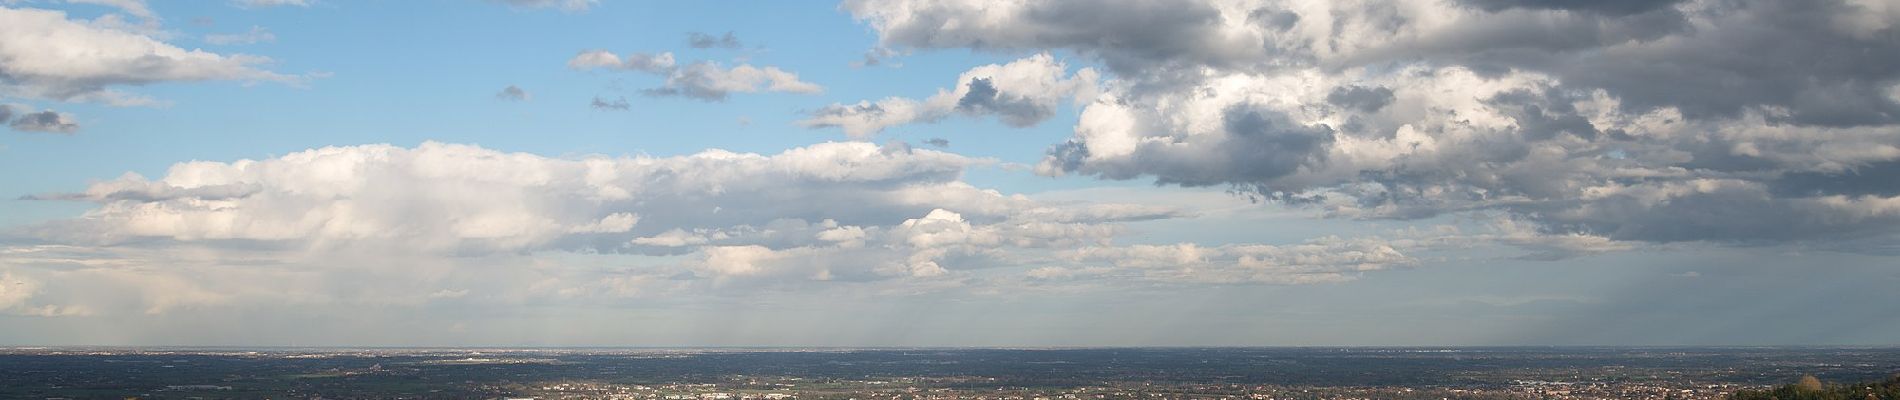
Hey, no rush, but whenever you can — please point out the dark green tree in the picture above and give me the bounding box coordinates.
[1729,374,1900,400]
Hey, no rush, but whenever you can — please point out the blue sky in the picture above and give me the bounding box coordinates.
[0,1,1072,211]
[2,0,1898,346]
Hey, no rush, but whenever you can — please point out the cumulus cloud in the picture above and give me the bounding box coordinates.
[0,271,90,317]
[203,25,275,45]
[569,50,821,101]
[0,6,298,106]
[0,271,37,311]
[848,0,1900,247]
[0,6,300,106]
[802,53,1099,137]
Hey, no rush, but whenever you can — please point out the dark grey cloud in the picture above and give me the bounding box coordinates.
[495,85,529,101]
[1048,105,1335,187]
[1458,0,1687,16]
[1769,161,1900,198]
[8,109,78,134]
[858,0,1900,128]
[686,31,742,49]
[23,183,260,202]
[1513,182,1845,243]
[801,53,1094,137]
[1332,0,1900,129]
[1484,88,1602,141]
[923,138,950,148]
[957,78,1000,108]
[852,47,900,68]
[955,77,1053,127]
[1540,0,1900,128]
[1325,85,1394,112]
[1247,8,1300,31]
[590,96,629,111]
[845,0,1257,77]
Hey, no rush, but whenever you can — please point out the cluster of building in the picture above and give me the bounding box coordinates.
[496,378,1771,400]
[1507,380,1755,400]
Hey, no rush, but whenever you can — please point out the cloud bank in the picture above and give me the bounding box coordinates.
[5,141,1474,317]
[842,0,1900,247]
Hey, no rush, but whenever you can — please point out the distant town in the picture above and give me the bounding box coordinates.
[3,347,1894,400]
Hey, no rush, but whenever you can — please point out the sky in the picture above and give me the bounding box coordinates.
[1,0,1898,347]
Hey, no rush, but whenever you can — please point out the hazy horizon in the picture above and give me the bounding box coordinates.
[2,0,1898,347]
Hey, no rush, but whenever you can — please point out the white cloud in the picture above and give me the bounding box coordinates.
[0,269,91,316]
[568,50,821,101]
[567,50,674,73]
[1058,237,1416,285]
[630,228,715,247]
[32,141,979,253]
[64,0,153,20]
[495,0,593,12]
[649,62,822,101]
[204,25,275,45]
[0,271,37,311]
[8,141,1453,316]
[567,212,640,233]
[232,0,311,8]
[0,6,297,105]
